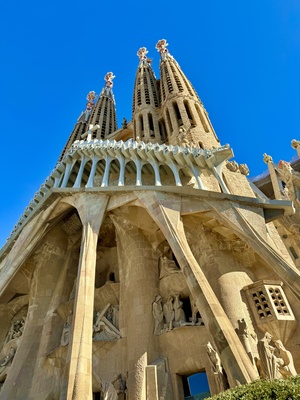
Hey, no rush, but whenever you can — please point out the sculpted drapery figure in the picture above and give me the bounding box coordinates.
[206,342,229,393]
[152,295,164,335]
[274,340,298,378]
[158,249,180,279]
[0,347,16,367]
[173,294,186,325]
[257,332,282,379]
[60,311,73,346]
[163,296,175,330]
[235,318,256,368]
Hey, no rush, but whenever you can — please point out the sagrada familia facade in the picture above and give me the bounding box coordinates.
[0,39,300,400]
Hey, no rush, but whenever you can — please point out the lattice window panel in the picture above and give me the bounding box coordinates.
[243,280,295,324]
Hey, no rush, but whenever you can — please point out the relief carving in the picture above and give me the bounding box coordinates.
[93,304,121,341]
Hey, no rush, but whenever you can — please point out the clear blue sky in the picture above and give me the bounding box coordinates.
[0,1,300,248]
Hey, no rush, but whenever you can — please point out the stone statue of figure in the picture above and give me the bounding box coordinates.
[173,294,186,325]
[61,311,73,346]
[112,373,127,396]
[206,342,229,392]
[274,340,298,378]
[5,316,26,344]
[159,253,179,279]
[0,347,16,367]
[257,332,282,379]
[94,321,121,341]
[235,318,256,368]
[100,379,118,400]
[163,296,175,330]
[152,295,164,335]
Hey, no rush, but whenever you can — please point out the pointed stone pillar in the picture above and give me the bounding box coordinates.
[62,193,109,400]
[136,191,258,388]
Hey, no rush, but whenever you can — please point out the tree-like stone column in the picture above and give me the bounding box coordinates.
[62,194,109,400]
[136,191,258,388]
[111,214,160,400]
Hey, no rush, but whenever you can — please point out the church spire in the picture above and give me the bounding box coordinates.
[58,91,96,161]
[88,72,118,139]
[132,47,164,143]
[156,39,220,149]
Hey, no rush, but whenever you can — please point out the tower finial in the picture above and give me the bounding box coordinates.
[104,72,115,89]
[86,91,96,112]
[137,47,148,61]
[156,39,172,59]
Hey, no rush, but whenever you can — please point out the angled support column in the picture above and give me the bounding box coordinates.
[62,193,109,400]
[136,191,258,388]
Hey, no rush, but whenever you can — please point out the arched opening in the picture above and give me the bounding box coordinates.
[181,371,211,399]
[173,101,182,126]
[80,160,92,187]
[148,113,155,138]
[93,159,106,187]
[139,115,144,138]
[108,159,121,186]
[67,160,81,187]
[124,161,137,186]
[159,165,176,186]
[179,167,195,187]
[141,163,155,186]
[195,104,209,133]
[165,108,173,133]
[184,100,196,127]
[159,118,167,141]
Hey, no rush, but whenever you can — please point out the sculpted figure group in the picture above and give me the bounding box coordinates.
[152,294,189,334]
[93,304,121,341]
[256,332,297,379]
[5,316,26,344]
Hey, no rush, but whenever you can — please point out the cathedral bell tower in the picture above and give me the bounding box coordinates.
[156,39,220,149]
[88,72,118,140]
[132,47,163,143]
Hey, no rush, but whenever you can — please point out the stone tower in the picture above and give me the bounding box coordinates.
[0,40,299,400]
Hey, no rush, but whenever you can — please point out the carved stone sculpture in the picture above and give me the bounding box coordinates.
[152,295,164,335]
[206,342,229,393]
[0,347,16,367]
[173,294,186,325]
[263,153,273,164]
[239,163,250,176]
[94,321,121,341]
[5,316,26,344]
[159,253,180,279]
[61,311,73,346]
[235,318,256,368]
[100,379,118,400]
[163,296,174,330]
[93,304,121,341]
[256,332,282,379]
[274,340,298,378]
[226,160,239,172]
[291,139,300,149]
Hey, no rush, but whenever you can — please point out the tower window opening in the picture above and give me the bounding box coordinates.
[184,100,196,126]
[139,115,144,137]
[148,114,154,137]
[165,109,173,133]
[159,119,167,141]
[170,64,184,92]
[145,87,150,105]
[173,102,182,126]
[164,66,173,93]
[195,104,209,132]
[137,89,142,106]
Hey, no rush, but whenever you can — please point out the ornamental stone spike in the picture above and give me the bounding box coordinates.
[263,153,273,164]
[137,47,148,61]
[104,72,115,89]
